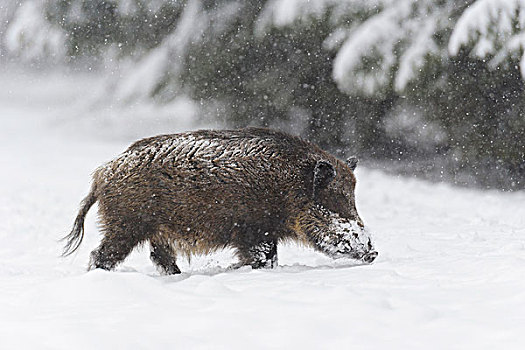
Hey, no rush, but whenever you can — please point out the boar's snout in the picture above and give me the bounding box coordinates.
[362,251,378,263]
[306,208,378,263]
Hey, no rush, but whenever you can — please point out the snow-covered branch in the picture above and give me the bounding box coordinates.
[4,0,66,62]
[449,0,525,77]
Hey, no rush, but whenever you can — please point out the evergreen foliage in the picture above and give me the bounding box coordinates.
[2,0,524,189]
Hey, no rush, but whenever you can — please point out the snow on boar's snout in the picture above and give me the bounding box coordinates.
[319,210,377,263]
[292,157,377,264]
[62,128,377,274]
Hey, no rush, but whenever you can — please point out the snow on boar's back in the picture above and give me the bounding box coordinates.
[62,128,377,273]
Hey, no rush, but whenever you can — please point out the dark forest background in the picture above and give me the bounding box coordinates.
[2,0,524,189]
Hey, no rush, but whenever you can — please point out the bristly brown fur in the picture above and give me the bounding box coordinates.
[63,127,369,273]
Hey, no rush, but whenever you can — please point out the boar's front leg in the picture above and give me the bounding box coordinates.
[235,239,278,269]
[149,235,181,275]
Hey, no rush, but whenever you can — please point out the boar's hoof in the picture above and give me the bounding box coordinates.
[362,251,378,263]
[150,242,182,275]
[237,240,278,269]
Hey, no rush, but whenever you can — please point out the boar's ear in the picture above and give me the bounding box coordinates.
[313,160,336,199]
[346,156,358,171]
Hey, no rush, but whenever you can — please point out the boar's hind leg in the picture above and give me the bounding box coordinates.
[89,230,143,271]
[149,236,181,275]
[236,240,278,269]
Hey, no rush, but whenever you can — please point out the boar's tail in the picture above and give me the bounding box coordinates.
[61,183,98,257]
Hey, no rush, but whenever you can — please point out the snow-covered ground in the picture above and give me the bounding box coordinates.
[1,69,524,349]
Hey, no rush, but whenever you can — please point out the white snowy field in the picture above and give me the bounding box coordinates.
[1,70,525,350]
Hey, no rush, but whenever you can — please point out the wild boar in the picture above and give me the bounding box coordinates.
[62,128,377,273]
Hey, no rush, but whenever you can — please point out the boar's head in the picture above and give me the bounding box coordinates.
[296,156,377,263]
